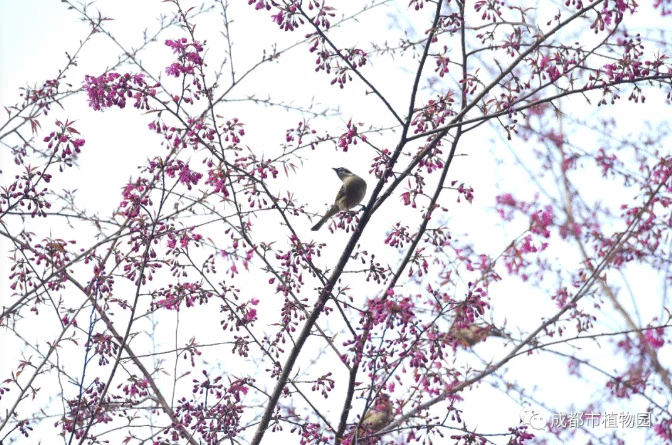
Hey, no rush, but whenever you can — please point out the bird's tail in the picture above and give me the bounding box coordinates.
[311,205,338,231]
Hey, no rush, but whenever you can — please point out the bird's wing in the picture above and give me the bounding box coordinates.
[334,184,347,203]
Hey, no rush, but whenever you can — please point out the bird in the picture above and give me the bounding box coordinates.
[358,394,393,438]
[448,322,504,347]
[311,167,367,231]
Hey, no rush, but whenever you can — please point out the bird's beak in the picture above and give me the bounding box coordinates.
[332,168,338,172]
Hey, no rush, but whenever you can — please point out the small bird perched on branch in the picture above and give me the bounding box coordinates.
[448,322,504,347]
[357,394,393,439]
[311,167,367,231]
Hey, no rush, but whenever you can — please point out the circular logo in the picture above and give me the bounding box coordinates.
[520,409,546,430]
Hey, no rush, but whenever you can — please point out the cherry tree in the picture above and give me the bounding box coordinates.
[1,0,672,444]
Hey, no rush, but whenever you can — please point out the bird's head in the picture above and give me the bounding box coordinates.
[333,167,353,180]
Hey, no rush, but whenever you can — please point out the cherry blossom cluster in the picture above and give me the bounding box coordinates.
[84,72,157,111]
[337,120,367,151]
[165,38,204,76]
